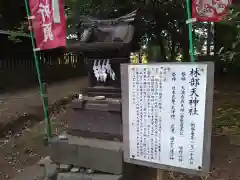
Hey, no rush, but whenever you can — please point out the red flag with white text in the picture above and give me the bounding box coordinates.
[192,0,232,22]
[28,0,66,50]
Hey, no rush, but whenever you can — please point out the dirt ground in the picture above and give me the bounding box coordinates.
[0,107,69,180]
[1,77,240,180]
[0,77,88,137]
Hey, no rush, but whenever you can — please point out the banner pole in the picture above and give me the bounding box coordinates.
[186,0,195,62]
[23,0,52,139]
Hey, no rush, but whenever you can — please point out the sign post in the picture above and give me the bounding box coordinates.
[121,63,214,177]
[186,0,195,62]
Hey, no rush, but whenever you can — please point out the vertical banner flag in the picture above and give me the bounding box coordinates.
[28,0,66,50]
[192,0,232,22]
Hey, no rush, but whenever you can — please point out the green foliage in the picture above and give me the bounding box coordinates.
[65,0,190,61]
[217,5,240,65]
[0,1,28,43]
[1,0,239,65]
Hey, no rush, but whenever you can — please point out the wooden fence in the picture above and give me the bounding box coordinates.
[0,52,86,92]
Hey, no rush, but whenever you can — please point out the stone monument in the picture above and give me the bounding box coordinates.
[49,9,141,178]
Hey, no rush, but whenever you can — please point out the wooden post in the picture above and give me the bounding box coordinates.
[43,83,48,108]
[157,169,166,180]
[42,82,49,145]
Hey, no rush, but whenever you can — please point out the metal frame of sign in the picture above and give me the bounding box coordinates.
[121,62,214,176]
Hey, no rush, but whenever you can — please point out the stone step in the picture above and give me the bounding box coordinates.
[49,134,123,174]
[57,173,123,180]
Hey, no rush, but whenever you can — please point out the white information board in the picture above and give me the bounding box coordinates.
[121,63,214,176]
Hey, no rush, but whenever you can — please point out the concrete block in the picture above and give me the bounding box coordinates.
[60,164,72,172]
[57,173,122,180]
[44,163,59,179]
[49,134,123,174]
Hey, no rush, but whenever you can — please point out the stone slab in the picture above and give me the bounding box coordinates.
[49,134,123,174]
[57,173,123,180]
[44,163,59,179]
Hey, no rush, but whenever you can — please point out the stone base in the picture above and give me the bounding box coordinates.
[57,173,123,180]
[49,134,123,174]
[67,98,122,141]
[87,86,121,98]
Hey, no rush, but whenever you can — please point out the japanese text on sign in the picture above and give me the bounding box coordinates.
[28,0,66,50]
[124,64,213,172]
[39,0,54,42]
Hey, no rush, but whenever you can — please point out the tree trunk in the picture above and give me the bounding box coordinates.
[170,39,176,61]
[207,22,211,55]
[159,38,167,61]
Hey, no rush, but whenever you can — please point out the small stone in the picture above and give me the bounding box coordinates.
[94,96,105,100]
[38,156,52,166]
[58,135,68,140]
[70,167,80,173]
[17,169,23,173]
[5,174,9,179]
[23,147,32,154]
[79,168,85,173]
[78,94,83,100]
[12,144,17,148]
[86,169,95,174]
[60,164,71,172]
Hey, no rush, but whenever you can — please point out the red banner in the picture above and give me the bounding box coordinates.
[28,0,66,50]
[192,0,232,22]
